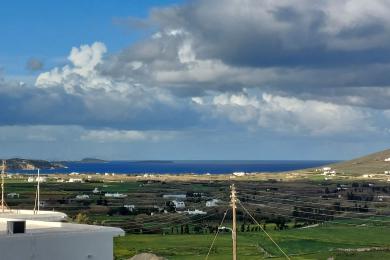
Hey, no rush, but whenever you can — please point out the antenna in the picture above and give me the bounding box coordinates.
[231,184,237,260]
[37,168,40,212]
[34,168,41,214]
[1,160,5,213]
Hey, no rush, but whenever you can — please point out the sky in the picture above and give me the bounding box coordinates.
[1,0,390,161]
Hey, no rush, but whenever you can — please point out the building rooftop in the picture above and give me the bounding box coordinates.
[0,217,124,237]
[0,209,67,222]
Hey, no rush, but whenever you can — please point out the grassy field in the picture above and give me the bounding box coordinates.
[114,223,390,259]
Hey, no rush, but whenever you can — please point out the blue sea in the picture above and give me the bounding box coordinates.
[11,160,337,175]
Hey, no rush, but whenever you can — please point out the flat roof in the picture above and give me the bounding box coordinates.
[0,210,67,222]
[0,218,124,237]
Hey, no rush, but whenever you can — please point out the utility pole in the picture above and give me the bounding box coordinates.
[1,160,5,213]
[231,184,237,260]
[37,168,40,212]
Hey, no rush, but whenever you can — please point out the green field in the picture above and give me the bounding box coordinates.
[114,223,390,259]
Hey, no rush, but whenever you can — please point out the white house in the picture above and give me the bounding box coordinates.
[232,172,246,177]
[0,217,124,260]
[75,195,89,200]
[206,199,221,207]
[92,187,100,194]
[27,177,35,183]
[105,193,127,198]
[7,193,19,198]
[124,205,135,212]
[69,172,80,175]
[163,194,187,200]
[384,158,390,162]
[322,167,332,171]
[68,178,83,183]
[183,209,207,215]
[36,176,47,183]
[172,200,185,209]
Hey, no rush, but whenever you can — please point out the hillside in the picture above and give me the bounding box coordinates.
[327,148,390,175]
[1,158,65,171]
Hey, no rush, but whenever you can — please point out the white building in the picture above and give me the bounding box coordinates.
[206,199,221,207]
[0,209,67,222]
[27,177,34,183]
[232,172,246,177]
[183,209,207,215]
[75,195,89,200]
[172,200,185,209]
[0,217,124,260]
[92,187,100,194]
[7,193,19,198]
[163,194,186,199]
[124,205,135,212]
[105,193,127,198]
[68,178,83,183]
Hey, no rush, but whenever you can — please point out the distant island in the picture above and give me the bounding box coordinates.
[2,158,65,170]
[79,158,108,163]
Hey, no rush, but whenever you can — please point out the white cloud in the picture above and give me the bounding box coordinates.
[196,92,373,135]
[80,129,176,143]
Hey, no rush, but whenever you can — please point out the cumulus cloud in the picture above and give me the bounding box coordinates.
[2,0,390,146]
[195,91,373,135]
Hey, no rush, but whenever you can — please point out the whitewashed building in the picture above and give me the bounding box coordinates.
[75,195,89,200]
[172,200,185,209]
[68,178,83,183]
[0,217,124,260]
[7,193,20,198]
[183,209,207,215]
[124,204,135,212]
[206,199,221,207]
[105,192,127,198]
[163,194,187,200]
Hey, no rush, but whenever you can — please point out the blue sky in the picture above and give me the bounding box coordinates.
[0,0,390,160]
[0,0,182,75]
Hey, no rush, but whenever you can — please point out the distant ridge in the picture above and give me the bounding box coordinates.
[1,158,65,170]
[327,149,390,174]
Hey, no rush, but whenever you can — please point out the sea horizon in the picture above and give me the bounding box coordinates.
[9,160,339,175]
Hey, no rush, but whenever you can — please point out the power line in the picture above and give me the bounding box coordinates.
[238,200,291,260]
[237,192,390,219]
[240,200,390,225]
[205,208,229,260]
[237,186,390,205]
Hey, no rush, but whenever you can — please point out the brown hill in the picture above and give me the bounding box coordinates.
[327,149,390,175]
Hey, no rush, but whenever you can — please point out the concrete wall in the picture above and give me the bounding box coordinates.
[0,231,116,260]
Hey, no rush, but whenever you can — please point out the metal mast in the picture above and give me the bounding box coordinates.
[37,168,40,212]
[231,184,237,260]
[1,160,5,212]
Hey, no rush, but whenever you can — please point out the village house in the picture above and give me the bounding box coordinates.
[206,199,221,207]
[7,193,19,198]
[75,195,89,200]
[105,192,127,198]
[163,194,187,200]
[183,209,207,215]
[172,200,185,209]
[124,205,135,212]
[68,178,83,183]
